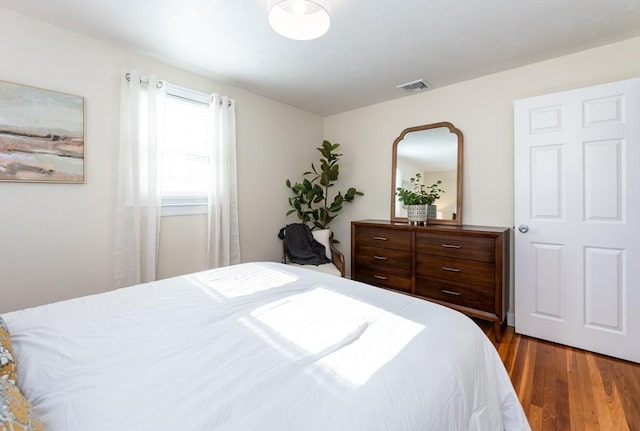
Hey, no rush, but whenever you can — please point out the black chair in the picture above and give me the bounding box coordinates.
[280,225,345,277]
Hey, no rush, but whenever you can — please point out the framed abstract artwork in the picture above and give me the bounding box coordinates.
[0,80,85,183]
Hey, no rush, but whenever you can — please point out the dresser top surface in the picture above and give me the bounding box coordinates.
[352,219,510,234]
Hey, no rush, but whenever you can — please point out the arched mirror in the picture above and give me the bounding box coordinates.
[391,122,463,225]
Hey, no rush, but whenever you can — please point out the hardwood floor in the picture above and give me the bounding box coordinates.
[478,322,640,431]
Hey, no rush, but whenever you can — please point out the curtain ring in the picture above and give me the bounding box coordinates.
[210,95,231,107]
[156,80,164,89]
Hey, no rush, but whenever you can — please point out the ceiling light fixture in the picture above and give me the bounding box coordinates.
[269,0,331,41]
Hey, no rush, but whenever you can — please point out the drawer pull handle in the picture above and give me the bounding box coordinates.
[373,275,388,280]
[373,236,388,241]
[442,266,461,272]
[442,244,462,249]
[373,256,388,261]
[442,289,461,296]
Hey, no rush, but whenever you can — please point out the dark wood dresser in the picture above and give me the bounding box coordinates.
[351,220,510,340]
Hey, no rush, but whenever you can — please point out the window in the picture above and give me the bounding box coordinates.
[161,85,211,216]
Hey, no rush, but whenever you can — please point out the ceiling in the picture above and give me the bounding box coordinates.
[0,0,639,116]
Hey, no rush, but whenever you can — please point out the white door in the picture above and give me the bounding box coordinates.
[514,78,640,363]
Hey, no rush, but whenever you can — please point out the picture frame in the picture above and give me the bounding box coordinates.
[0,80,85,183]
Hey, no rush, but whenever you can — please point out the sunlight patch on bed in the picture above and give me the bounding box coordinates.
[250,287,424,385]
[189,264,299,299]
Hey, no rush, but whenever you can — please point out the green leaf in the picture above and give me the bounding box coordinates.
[329,165,339,181]
[344,187,356,200]
[318,172,328,187]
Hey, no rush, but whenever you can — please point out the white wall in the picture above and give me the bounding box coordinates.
[0,8,322,313]
[324,36,640,317]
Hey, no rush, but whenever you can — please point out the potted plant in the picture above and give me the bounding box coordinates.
[285,140,363,241]
[396,173,444,224]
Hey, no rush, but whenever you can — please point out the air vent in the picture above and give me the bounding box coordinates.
[396,79,430,94]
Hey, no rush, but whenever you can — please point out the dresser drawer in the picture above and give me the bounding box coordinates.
[416,254,494,287]
[355,245,411,272]
[355,267,412,293]
[416,233,494,262]
[416,276,494,313]
[355,226,411,251]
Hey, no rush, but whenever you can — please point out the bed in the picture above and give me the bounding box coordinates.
[2,262,530,431]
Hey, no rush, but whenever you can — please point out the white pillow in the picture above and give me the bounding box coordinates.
[311,229,332,261]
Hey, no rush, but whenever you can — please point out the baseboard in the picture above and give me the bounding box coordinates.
[507,312,515,327]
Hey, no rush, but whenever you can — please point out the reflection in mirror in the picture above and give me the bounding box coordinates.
[391,122,463,225]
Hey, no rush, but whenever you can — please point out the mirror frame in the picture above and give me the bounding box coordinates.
[390,121,463,225]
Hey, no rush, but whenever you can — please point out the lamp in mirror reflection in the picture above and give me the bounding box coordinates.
[269,0,331,40]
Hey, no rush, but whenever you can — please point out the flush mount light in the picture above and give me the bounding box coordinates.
[269,0,330,41]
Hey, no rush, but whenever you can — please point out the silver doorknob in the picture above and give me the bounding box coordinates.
[518,224,529,233]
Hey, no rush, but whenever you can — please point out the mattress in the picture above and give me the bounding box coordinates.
[3,262,530,431]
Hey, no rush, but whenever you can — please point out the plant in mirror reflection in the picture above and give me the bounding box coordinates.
[396,173,444,206]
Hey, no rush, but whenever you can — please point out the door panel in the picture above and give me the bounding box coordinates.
[529,105,563,133]
[530,145,563,219]
[583,95,623,127]
[515,78,639,362]
[531,242,564,320]
[584,247,623,332]
[584,139,622,221]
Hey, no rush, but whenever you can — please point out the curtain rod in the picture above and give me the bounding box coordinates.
[125,72,164,89]
[124,72,232,107]
[167,90,232,107]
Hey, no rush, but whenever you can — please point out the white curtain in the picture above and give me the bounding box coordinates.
[207,95,241,268]
[114,71,166,288]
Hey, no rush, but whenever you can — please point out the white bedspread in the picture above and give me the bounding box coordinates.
[3,262,530,431]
